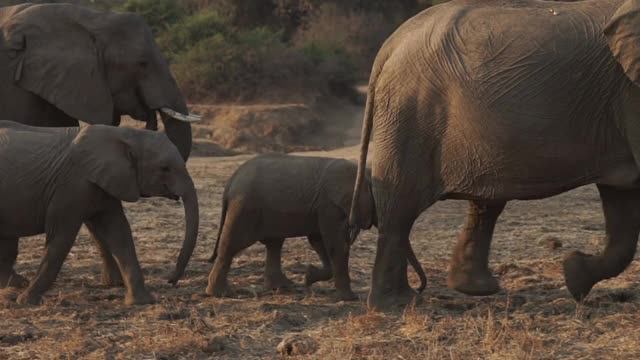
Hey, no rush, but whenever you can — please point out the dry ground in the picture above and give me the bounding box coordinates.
[1,138,640,359]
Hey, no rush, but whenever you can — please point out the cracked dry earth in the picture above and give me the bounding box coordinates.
[1,145,640,359]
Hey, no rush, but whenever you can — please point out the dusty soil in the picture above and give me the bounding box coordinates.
[1,142,639,359]
[185,97,365,156]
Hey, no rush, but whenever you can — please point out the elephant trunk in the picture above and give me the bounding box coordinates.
[168,176,199,285]
[160,110,193,162]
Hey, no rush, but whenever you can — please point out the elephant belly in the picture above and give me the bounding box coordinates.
[0,211,45,238]
[441,139,639,201]
[259,211,316,239]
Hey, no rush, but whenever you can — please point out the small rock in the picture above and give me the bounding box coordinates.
[277,334,318,356]
[591,235,607,247]
[0,331,35,345]
[156,309,189,321]
[582,224,603,231]
[538,236,562,250]
[202,336,226,354]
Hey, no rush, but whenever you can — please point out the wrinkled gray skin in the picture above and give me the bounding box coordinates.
[206,154,426,301]
[0,121,199,306]
[0,3,197,288]
[0,3,193,159]
[350,0,640,311]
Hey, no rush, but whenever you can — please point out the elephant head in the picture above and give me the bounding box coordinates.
[2,3,198,159]
[70,125,199,284]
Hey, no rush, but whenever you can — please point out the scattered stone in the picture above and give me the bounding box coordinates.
[156,309,189,321]
[272,311,307,328]
[0,331,35,345]
[508,295,527,308]
[591,235,607,247]
[494,263,518,275]
[582,224,603,231]
[277,334,318,356]
[260,302,278,312]
[202,336,226,354]
[538,236,562,250]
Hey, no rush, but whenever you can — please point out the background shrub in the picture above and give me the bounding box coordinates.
[6,0,452,102]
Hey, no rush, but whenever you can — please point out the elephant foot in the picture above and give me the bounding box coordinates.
[264,273,295,292]
[563,251,596,301]
[206,281,234,298]
[0,271,29,289]
[16,291,43,306]
[336,288,358,302]
[367,285,420,312]
[304,265,332,287]
[124,289,156,306]
[447,266,500,296]
[101,268,124,287]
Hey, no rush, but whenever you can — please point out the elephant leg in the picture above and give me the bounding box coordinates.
[86,226,123,287]
[17,222,82,305]
[319,211,357,301]
[563,185,640,301]
[206,219,256,297]
[447,201,505,296]
[368,179,429,310]
[0,238,28,289]
[369,226,416,310]
[305,234,333,286]
[85,203,155,305]
[261,237,294,290]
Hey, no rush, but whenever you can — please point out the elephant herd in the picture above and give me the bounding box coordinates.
[2,0,640,311]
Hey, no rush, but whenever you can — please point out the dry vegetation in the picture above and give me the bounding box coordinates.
[1,1,638,359]
[1,141,640,359]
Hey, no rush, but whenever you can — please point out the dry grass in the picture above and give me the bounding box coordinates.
[1,137,640,359]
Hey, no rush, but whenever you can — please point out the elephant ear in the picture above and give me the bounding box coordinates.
[604,0,640,86]
[72,126,140,202]
[4,5,114,124]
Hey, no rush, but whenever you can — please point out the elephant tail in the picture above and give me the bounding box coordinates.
[208,194,228,263]
[348,85,375,243]
[407,241,427,293]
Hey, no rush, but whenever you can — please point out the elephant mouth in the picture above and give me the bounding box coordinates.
[164,184,180,201]
[139,193,178,200]
[139,185,179,200]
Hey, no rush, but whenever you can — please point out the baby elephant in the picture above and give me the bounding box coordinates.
[0,121,199,305]
[206,154,426,301]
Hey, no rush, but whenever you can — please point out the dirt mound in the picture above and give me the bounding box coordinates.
[120,93,366,156]
[119,115,238,157]
[190,104,327,154]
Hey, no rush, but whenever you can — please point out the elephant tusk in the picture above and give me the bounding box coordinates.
[160,107,201,122]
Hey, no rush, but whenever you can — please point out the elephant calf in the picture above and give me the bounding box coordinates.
[205,154,426,301]
[0,121,199,305]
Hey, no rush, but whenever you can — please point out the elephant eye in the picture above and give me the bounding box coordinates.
[137,60,148,68]
[161,166,170,172]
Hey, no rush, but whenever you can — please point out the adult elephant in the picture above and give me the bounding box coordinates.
[0,3,199,160]
[350,0,640,310]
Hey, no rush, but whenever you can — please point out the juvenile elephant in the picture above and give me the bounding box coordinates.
[350,0,640,310]
[206,154,426,301]
[0,121,199,305]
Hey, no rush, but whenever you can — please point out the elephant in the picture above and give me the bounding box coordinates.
[349,0,640,310]
[205,154,426,301]
[0,3,200,161]
[0,121,199,305]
